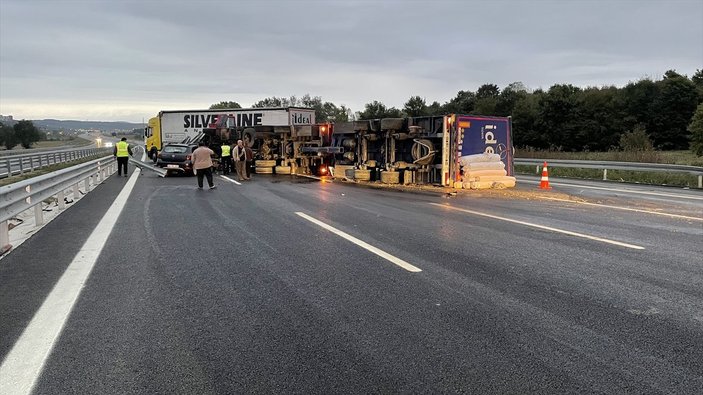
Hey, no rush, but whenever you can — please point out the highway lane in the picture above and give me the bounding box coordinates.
[1,171,701,393]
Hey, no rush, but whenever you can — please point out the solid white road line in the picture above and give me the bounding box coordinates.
[220,175,242,185]
[295,212,422,272]
[540,197,703,222]
[429,203,645,250]
[0,169,142,395]
[520,179,703,201]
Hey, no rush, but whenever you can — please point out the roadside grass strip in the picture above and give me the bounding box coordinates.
[429,203,645,250]
[0,169,141,395]
[539,197,703,222]
[520,179,703,201]
[295,212,422,272]
[220,175,242,185]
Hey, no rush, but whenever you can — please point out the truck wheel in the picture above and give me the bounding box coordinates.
[150,148,158,163]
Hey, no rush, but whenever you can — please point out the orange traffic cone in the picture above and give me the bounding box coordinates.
[539,161,551,190]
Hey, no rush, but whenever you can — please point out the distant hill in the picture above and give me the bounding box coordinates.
[30,119,144,132]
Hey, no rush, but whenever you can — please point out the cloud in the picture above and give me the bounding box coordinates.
[1,0,701,122]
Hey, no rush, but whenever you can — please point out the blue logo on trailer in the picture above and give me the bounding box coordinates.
[456,115,513,176]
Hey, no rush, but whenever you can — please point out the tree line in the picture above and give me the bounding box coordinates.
[0,120,44,150]
[213,69,703,155]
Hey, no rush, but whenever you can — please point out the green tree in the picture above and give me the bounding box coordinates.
[403,96,428,117]
[358,101,402,119]
[476,83,500,99]
[13,120,41,149]
[619,124,654,151]
[537,84,582,150]
[320,103,351,122]
[691,69,703,104]
[578,86,624,150]
[511,93,542,148]
[253,96,294,108]
[650,70,699,149]
[442,90,475,114]
[618,78,659,133]
[689,102,703,156]
[473,83,500,115]
[427,101,443,116]
[0,122,9,148]
[209,101,242,109]
[495,82,528,117]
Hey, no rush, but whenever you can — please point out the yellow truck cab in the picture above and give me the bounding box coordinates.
[144,116,162,162]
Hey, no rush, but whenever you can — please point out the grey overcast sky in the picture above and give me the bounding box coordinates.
[1,0,702,123]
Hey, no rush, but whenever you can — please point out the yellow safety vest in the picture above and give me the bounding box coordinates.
[116,141,129,157]
[221,144,231,157]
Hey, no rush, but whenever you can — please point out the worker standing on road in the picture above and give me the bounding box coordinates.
[113,137,133,177]
[191,141,216,190]
[232,139,249,182]
[220,140,232,175]
[244,141,254,179]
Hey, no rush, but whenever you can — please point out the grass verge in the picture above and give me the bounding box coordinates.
[516,150,703,166]
[515,164,701,188]
[0,154,111,187]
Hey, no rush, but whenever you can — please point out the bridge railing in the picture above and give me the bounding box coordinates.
[0,156,116,252]
[0,148,111,179]
[514,158,703,188]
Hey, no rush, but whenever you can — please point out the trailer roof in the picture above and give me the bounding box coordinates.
[159,107,315,114]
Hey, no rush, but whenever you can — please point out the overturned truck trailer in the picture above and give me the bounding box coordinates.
[146,107,515,189]
[317,114,515,189]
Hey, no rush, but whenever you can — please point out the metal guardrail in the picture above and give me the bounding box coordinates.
[0,147,111,179]
[0,156,116,251]
[514,158,703,188]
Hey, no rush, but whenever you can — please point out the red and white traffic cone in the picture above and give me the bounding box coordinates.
[539,161,551,190]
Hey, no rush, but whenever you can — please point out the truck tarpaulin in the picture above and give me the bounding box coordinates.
[455,115,513,176]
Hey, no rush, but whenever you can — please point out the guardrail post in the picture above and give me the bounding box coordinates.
[6,160,10,176]
[73,183,80,199]
[34,203,44,226]
[58,191,66,210]
[85,177,91,192]
[536,165,540,174]
[603,169,608,181]
[38,155,42,169]
[699,175,702,189]
[0,220,9,249]
[19,158,24,174]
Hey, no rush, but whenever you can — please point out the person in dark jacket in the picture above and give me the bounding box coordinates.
[244,141,254,179]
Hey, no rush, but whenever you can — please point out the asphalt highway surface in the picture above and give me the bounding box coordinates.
[1,169,701,394]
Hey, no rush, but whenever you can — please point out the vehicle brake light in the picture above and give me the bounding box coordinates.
[320,166,328,174]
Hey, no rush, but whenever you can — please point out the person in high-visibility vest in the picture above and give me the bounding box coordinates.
[113,137,133,177]
[220,141,232,175]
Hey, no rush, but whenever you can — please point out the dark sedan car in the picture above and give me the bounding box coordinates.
[156,143,198,175]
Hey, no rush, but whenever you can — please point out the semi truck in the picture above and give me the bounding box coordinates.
[246,113,515,189]
[145,107,514,189]
[144,107,316,162]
